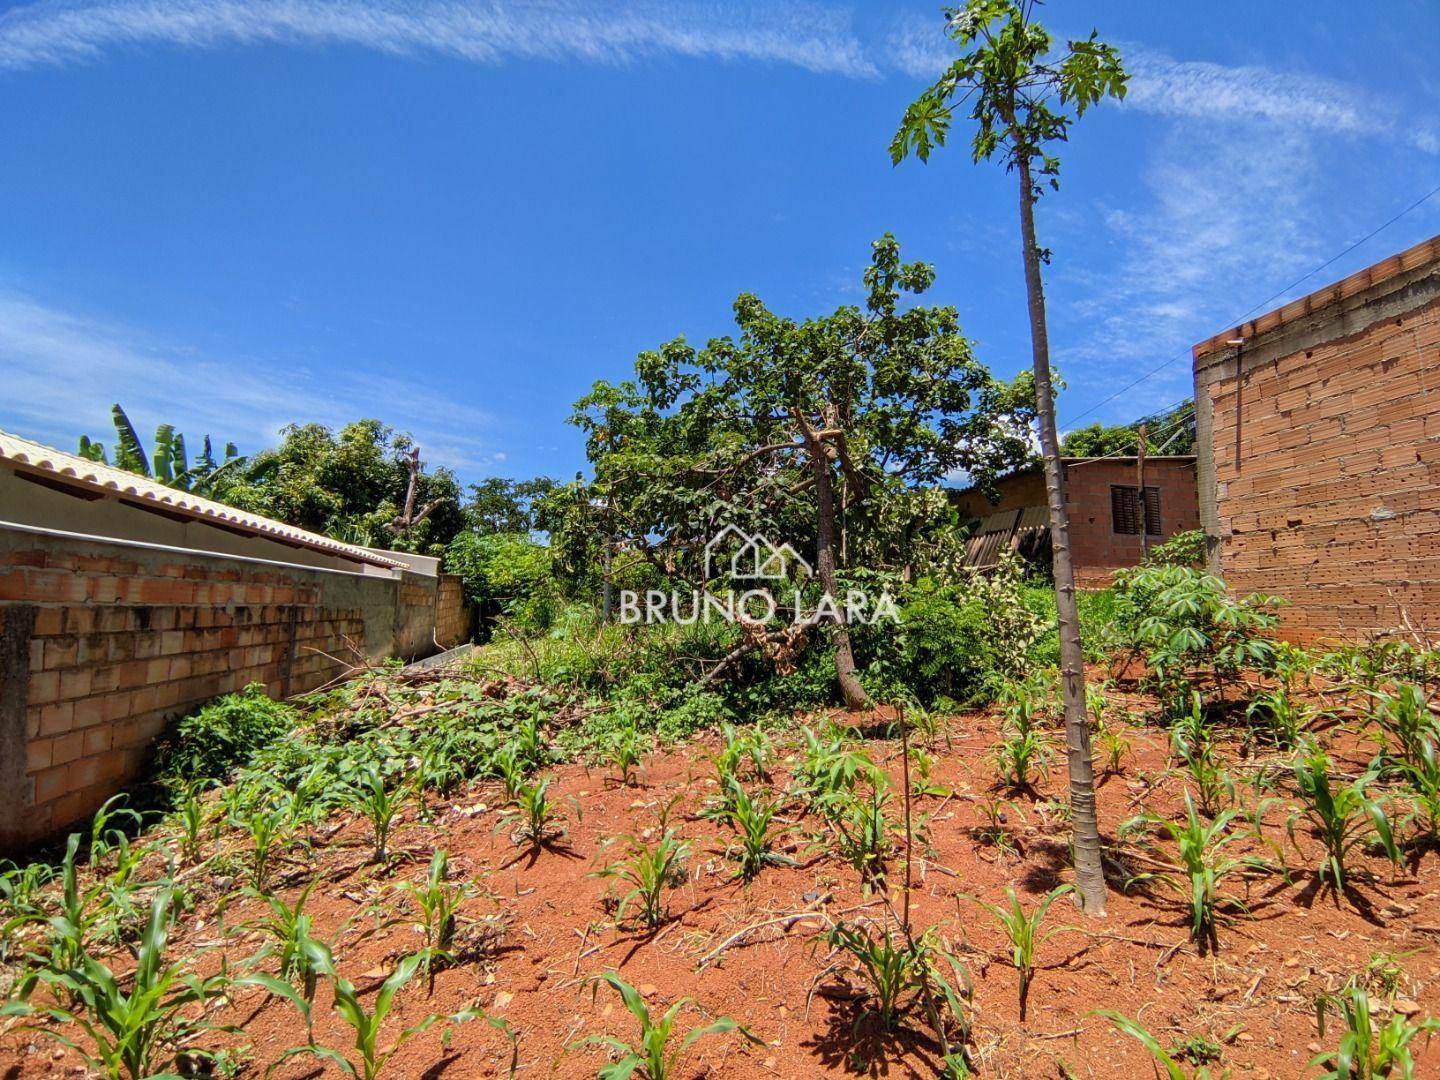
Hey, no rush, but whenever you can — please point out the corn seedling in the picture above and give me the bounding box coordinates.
[593,829,689,929]
[507,777,562,848]
[87,794,142,865]
[574,970,753,1080]
[828,787,892,882]
[606,723,646,787]
[1097,721,1131,775]
[490,744,528,801]
[795,726,879,809]
[231,797,292,890]
[721,780,791,882]
[240,880,336,1006]
[966,885,1071,1021]
[822,921,971,1070]
[1172,697,1233,816]
[3,889,233,1080]
[261,953,506,1080]
[396,850,473,980]
[1399,736,1440,841]
[1370,683,1439,772]
[1134,792,1249,954]
[1095,1010,1221,1079]
[907,746,949,797]
[970,798,1023,858]
[1289,751,1400,896]
[990,727,1052,793]
[345,765,412,865]
[1311,984,1440,1079]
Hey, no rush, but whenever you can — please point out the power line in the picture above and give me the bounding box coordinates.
[1059,179,1440,429]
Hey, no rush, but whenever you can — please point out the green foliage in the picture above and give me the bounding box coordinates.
[594,829,689,929]
[1369,683,1439,773]
[262,953,500,1080]
[1114,564,1281,701]
[575,971,752,1080]
[240,880,335,1004]
[1095,1011,1221,1080]
[230,796,293,890]
[507,778,562,848]
[78,403,246,496]
[396,850,472,979]
[1060,422,1153,458]
[154,684,297,790]
[1311,985,1440,1079]
[445,531,559,633]
[226,419,463,554]
[1289,752,1401,895]
[1131,793,1249,954]
[966,885,1070,1020]
[1245,685,1312,751]
[1145,529,1207,568]
[1171,695,1234,817]
[719,780,790,882]
[4,890,232,1080]
[345,765,410,865]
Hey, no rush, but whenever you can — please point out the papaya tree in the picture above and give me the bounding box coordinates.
[892,0,1127,913]
[573,234,1033,708]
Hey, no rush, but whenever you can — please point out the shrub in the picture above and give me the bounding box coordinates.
[153,684,296,788]
[445,531,559,634]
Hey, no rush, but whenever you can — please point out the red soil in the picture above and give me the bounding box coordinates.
[4,680,1439,1079]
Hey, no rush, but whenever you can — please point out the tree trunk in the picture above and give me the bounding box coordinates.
[1016,153,1107,915]
[812,450,869,710]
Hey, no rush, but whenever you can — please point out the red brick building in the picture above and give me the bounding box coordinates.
[951,456,1200,587]
[1192,233,1440,643]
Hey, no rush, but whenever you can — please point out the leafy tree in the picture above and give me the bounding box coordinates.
[573,234,1033,708]
[225,420,463,554]
[444,531,558,632]
[78,403,246,496]
[464,476,559,535]
[1060,422,1150,458]
[893,0,1127,913]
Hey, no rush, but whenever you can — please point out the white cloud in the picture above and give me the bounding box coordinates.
[0,288,504,474]
[0,0,876,77]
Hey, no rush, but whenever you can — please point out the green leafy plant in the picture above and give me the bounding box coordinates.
[1172,695,1233,817]
[1369,683,1439,772]
[827,786,893,882]
[720,780,791,882]
[574,971,753,1080]
[231,797,293,890]
[396,850,473,983]
[240,879,335,1006]
[154,683,296,787]
[970,797,1023,858]
[594,829,689,930]
[1246,686,1312,751]
[4,890,232,1080]
[1289,752,1401,896]
[794,726,880,810]
[345,765,410,865]
[490,744,528,802]
[605,723,646,787]
[990,726,1052,793]
[967,885,1071,1020]
[1095,1010,1222,1079]
[1132,792,1249,954]
[507,778,563,848]
[1311,985,1440,1079]
[263,953,503,1080]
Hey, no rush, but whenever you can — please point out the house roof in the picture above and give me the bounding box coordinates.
[0,429,406,570]
[1193,232,1440,360]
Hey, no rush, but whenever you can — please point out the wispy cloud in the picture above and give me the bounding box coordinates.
[0,288,506,474]
[0,0,876,77]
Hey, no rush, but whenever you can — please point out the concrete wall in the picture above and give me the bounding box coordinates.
[1194,253,1440,642]
[952,458,1200,587]
[0,524,444,851]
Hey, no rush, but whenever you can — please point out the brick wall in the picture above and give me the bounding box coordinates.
[951,459,1200,587]
[0,527,439,850]
[434,573,471,648]
[1195,284,1440,643]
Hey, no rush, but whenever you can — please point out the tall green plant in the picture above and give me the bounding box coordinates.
[892,0,1128,915]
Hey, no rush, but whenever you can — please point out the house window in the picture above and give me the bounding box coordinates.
[1111,485,1161,536]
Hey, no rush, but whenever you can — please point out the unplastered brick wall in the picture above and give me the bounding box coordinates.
[1194,256,1440,642]
[434,573,471,648]
[1062,459,1201,588]
[0,527,434,850]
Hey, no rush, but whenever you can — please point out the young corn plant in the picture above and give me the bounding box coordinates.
[490,744,528,802]
[1134,793,1250,954]
[1311,984,1440,1079]
[822,922,972,1073]
[263,953,504,1080]
[240,880,335,1006]
[346,765,410,865]
[1245,686,1312,751]
[231,797,293,890]
[3,890,233,1080]
[593,830,689,930]
[1369,683,1439,772]
[794,726,879,810]
[506,778,563,848]
[1097,720,1131,776]
[1399,736,1440,841]
[575,971,753,1080]
[967,885,1071,1021]
[721,780,791,882]
[990,727,1052,793]
[396,850,472,984]
[606,723,646,787]
[827,787,892,883]
[1172,696,1233,817]
[970,798,1023,858]
[1289,752,1401,897]
[165,780,213,866]
[1095,1010,1223,1079]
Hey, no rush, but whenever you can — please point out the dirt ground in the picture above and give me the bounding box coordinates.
[4,674,1440,1079]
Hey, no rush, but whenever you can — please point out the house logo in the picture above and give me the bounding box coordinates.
[702,523,813,582]
[617,519,897,627]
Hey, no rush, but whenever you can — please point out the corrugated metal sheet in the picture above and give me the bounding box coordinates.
[962,505,1050,570]
[0,429,405,570]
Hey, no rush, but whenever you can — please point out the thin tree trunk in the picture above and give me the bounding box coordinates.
[1016,153,1106,915]
[812,450,869,710]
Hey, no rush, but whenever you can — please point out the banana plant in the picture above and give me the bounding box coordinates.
[77,404,245,494]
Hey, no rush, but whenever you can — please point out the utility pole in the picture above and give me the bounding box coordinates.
[1136,423,1149,562]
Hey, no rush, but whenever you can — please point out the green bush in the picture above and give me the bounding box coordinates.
[445,531,559,634]
[153,684,296,787]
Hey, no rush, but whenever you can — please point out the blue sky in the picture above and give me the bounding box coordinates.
[2,0,1438,485]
